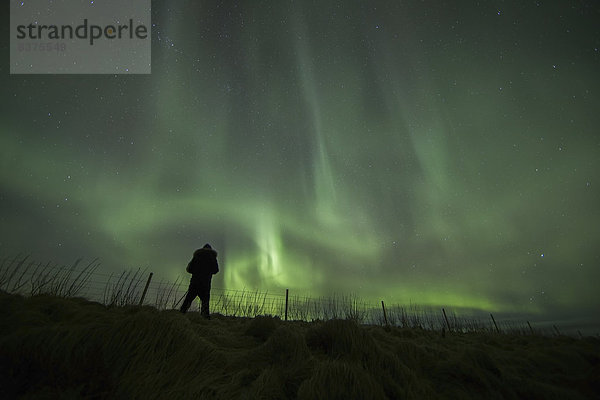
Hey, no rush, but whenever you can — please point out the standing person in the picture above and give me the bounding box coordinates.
[180,243,219,317]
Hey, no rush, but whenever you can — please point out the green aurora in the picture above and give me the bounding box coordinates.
[1,1,599,325]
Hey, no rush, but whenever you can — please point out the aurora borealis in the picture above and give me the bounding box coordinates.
[2,1,599,327]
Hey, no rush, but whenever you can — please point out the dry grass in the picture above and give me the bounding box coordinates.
[1,291,598,399]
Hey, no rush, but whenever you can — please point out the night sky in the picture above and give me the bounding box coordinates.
[2,1,599,325]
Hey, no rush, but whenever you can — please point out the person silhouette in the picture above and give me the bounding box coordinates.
[180,243,219,317]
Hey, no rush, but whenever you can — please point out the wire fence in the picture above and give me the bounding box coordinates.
[0,255,572,335]
[0,255,378,320]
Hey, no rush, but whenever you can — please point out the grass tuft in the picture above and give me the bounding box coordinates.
[1,292,599,399]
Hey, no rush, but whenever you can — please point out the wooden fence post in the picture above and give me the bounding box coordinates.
[442,308,451,332]
[284,289,289,321]
[381,301,388,325]
[139,272,153,306]
[490,313,500,333]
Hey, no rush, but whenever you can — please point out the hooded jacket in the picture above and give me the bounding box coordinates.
[186,246,219,282]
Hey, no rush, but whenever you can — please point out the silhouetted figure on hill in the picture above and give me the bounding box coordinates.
[180,243,219,318]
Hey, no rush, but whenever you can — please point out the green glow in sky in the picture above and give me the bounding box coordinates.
[1,1,599,323]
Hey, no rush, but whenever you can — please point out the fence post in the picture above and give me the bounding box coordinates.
[139,272,153,306]
[490,313,500,333]
[284,288,289,321]
[442,308,451,332]
[381,301,388,325]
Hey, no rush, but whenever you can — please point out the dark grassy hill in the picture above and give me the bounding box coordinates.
[1,291,598,399]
